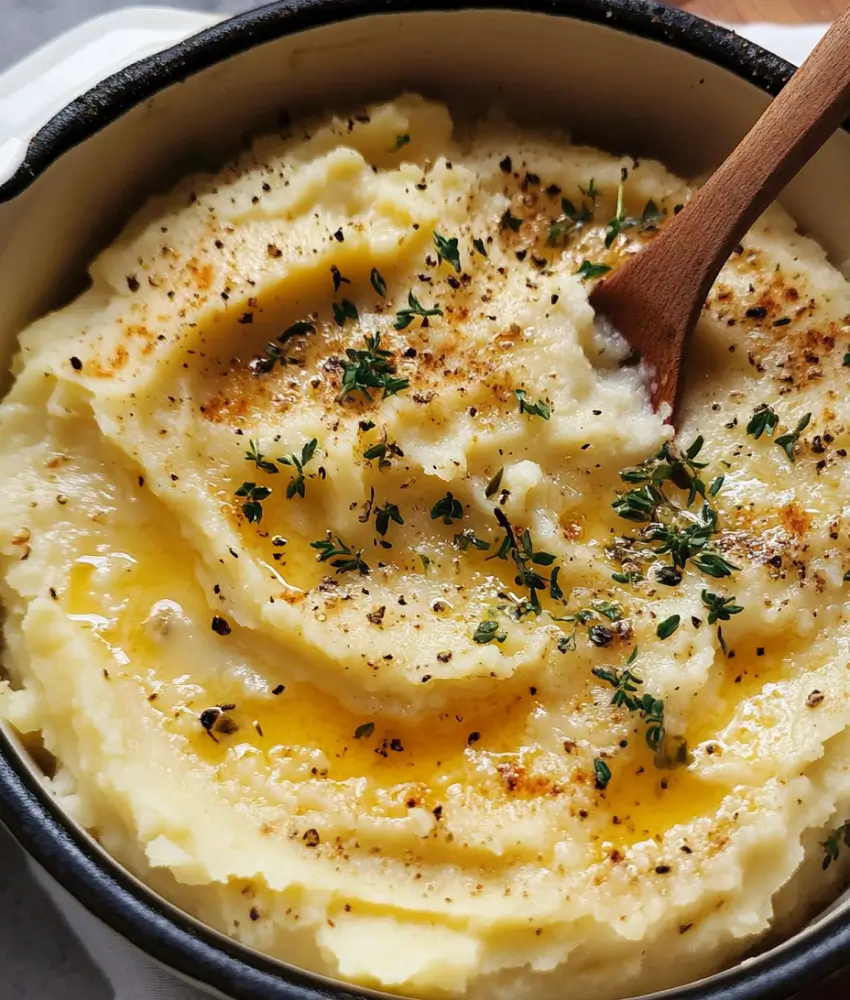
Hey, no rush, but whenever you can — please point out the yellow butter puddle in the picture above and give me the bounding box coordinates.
[64,538,736,859]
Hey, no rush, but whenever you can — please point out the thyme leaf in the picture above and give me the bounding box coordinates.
[394,290,443,330]
[338,333,409,402]
[434,232,461,273]
[235,482,272,523]
[747,403,779,440]
[278,438,318,499]
[575,260,611,280]
[310,534,370,575]
[431,492,464,525]
[245,439,279,475]
[775,412,812,462]
[515,389,551,420]
[473,620,507,644]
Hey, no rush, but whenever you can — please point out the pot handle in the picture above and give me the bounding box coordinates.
[0,6,222,187]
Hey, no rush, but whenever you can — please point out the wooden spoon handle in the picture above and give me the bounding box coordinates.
[652,6,850,319]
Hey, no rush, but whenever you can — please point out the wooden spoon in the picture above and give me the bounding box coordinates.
[590,7,850,419]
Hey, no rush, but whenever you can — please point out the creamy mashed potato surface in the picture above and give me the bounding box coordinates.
[3,95,850,999]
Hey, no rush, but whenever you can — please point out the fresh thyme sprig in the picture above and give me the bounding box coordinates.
[245,440,279,475]
[580,178,599,203]
[592,648,665,752]
[455,528,490,551]
[431,492,464,525]
[604,168,638,248]
[250,319,316,375]
[490,509,560,613]
[701,590,744,624]
[515,389,551,420]
[746,403,779,440]
[433,232,461,273]
[775,412,812,463]
[612,437,739,580]
[374,502,403,536]
[235,482,271,523]
[278,438,318,499]
[338,333,409,402]
[394,291,443,330]
[575,260,611,280]
[547,197,592,247]
[310,534,370,575]
[823,821,850,870]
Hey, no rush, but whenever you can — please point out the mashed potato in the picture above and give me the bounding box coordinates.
[2,95,850,1000]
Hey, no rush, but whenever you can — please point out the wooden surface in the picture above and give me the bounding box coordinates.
[678,0,845,22]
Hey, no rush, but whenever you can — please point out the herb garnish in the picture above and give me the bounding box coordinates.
[279,438,318,499]
[455,528,490,552]
[485,467,504,498]
[374,502,404,536]
[515,389,551,420]
[235,482,271,523]
[331,265,350,293]
[547,197,592,246]
[701,590,744,624]
[612,438,739,579]
[332,298,359,328]
[490,509,560,613]
[431,492,464,525]
[310,534,370,575]
[370,268,387,297]
[280,320,316,342]
[500,209,523,232]
[594,758,612,790]
[605,168,634,248]
[747,403,779,440]
[363,438,403,469]
[575,260,611,280]
[338,333,409,402]
[592,648,665,752]
[657,615,680,639]
[579,178,599,203]
[434,232,461,273]
[393,134,410,151]
[250,320,315,374]
[775,412,812,462]
[245,440,279,475]
[473,620,507,644]
[354,721,375,739]
[709,475,725,497]
[823,821,850,869]
[394,291,443,330]
[473,237,488,257]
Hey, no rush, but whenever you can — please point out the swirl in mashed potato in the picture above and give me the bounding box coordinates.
[2,95,850,1000]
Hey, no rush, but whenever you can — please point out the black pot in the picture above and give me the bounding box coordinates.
[0,3,848,999]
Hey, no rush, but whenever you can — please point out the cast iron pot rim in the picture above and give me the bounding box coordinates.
[0,2,848,999]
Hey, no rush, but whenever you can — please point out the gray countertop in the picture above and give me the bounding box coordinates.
[0,0,252,69]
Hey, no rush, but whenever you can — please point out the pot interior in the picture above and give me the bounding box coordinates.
[0,7,849,999]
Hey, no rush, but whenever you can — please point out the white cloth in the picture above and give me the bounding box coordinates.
[4,13,831,1000]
